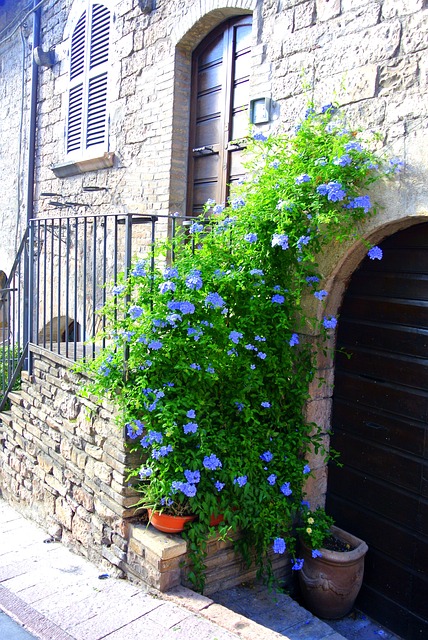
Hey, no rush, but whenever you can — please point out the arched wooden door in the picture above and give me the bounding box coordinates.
[187,15,252,216]
[327,223,428,639]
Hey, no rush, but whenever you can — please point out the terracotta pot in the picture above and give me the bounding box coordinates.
[298,525,368,619]
[148,509,196,533]
[209,512,224,526]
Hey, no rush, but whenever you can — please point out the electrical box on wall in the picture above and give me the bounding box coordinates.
[249,97,272,124]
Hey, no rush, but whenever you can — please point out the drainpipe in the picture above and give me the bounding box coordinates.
[23,0,41,361]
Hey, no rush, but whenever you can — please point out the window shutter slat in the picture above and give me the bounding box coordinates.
[86,72,107,148]
[90,4,110,69]
[70,12,86,80]
[67,83,83,152]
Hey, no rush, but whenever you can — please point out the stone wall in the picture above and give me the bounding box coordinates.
[0,345,289,593]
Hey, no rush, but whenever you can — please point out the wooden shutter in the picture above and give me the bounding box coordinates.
[67,3,110,156]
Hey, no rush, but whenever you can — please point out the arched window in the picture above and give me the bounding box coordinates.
[187,15,252,215]
[67,2,111,158]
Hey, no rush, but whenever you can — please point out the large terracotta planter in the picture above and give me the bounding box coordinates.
[148,509,196,533]
[298,525,368,619]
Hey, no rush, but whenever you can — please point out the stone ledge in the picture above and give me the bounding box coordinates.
[130,522,187,560]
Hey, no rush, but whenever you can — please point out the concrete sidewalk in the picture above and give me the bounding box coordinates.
[0,498,346,640]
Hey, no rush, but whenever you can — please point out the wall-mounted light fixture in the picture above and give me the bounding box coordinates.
[33,46,56,67]
[249,97,272,125]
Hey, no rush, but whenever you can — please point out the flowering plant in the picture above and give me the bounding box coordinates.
[78,103,400,591]
[296,505,335,557]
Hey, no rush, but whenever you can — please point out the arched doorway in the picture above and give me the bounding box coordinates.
[327,222,428,639]
[186,15,252,215]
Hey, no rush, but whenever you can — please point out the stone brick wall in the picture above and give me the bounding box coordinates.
[0,345,138,576]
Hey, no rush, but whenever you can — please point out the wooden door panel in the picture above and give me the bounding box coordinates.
[187,16,251,215]
[332,401,425,456]
[328,222,428,639]
[335,348,428,391]
[337,320,428,358]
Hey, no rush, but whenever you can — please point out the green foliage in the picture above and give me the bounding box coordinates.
[296,505,335,551]
[76,103,399,590]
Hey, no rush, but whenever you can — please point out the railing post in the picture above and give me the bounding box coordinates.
[123,214,133,381]
[27,220,35,374]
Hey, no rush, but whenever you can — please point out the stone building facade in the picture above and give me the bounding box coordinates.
[0,1,427,637]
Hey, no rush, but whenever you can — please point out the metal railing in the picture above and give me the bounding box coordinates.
[0,230,29,411]
[0,211,194,410]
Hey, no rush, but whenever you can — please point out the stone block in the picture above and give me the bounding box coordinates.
[55,496,73,529]
[129,522,187,560]
[72,512,92,546]
[73,486,95,512]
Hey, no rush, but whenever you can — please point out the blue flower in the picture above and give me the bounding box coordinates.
[295,174,311,184]
[121,330,135,342]
[255,335,266,342]
[244,233,258,243]
[305,107,315,118]
[205,292,226,309]
[289,333,299,347]
[245,343,255,350]
[323,316,337,329]
[185,270,203,290]
[205,198,216,207]
[166,313,182,325]
[273,538,286,554]
[253,131,267,141]
[314,290,328,300]
[138,467,152,478]
[184,470,201,484]
[250,268,264,276]
[260,450,273,462]
[131,260,146,277]
[250,364,256,370]
[190,363,201,370]
[229,331,243,344]
[235,402,244,411]
[148,340,163,350]
[387,157,404,174]
[98,363,111,376]
[152,444,173,459]
[272,294,285,304]
[183,422,198,434]
[314,157,327,166]
[368,246,383,260]
[312,549,323,558]
[187,327,203,341]
[190,222,204,233]
[297,235,310,250]
[292,558,304,571]
[257,352,267,360]
[159,280,176,294]
[179,301,195,314]
[206,365,215,374]
[347,195,371,213]
[203,454,222,470]
[333,154,352,167]
[140,430,163,448]
[270,159,280,169]
[280,482,292,496]
[345,141,363,152]
[321,103,335,113]
[306,276,320,286]
[234,475,247,487]
[213,204,225,215]
[267,474,277,486]
[180,482,197,497]
[303,464,311,474]
[163,267,179,279]
[126,419,144,440]
[317,181,346,202]
[215,481,225,492]
[261,402,271,409]
[271,233,289,250]
[231,197,246,209]
[227,348,238,356]
[128,305,144,319]
[186,409,196,419]
[112,284,125,295]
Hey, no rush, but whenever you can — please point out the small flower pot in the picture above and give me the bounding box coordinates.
[298,525,368,619]
[209,512,224,526]
[148,509,196,533]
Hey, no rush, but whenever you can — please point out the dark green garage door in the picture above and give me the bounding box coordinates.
[327,223,428,640]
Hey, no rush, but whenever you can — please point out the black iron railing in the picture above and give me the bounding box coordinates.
[0,212,190,410]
